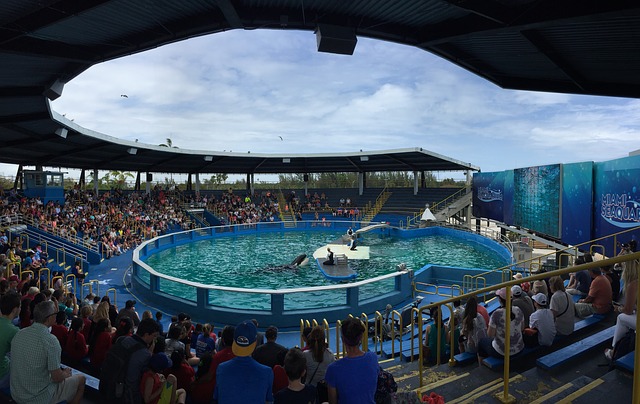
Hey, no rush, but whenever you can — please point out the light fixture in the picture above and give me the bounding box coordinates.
[127,148,137,155]
[360,156,369,162]
[204,156,213,162]
[55,128,68,139]
[283,158,291,163]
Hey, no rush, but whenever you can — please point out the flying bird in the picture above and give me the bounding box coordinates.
[278,136,283,141]
[120,94,128,98]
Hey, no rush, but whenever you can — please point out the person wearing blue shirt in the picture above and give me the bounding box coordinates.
[214,320,273,403]
[325,317,378,404]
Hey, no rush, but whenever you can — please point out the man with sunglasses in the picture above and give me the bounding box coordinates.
[10,300,86,404]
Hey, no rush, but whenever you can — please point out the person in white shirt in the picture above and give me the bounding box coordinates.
[526,293,557,347]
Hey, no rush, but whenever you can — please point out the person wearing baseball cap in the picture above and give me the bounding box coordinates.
[477,287,525,361]
[511,285,534,328]
[214,320,273,403]
[524,293,557,347]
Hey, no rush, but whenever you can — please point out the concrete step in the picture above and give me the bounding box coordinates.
[529,375,595,404]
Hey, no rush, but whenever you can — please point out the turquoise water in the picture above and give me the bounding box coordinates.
[143,231,507,309]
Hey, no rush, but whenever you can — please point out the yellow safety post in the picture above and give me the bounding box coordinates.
[65,274,76,295]
[106,288,117,307]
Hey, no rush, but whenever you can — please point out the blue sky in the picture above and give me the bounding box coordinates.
[5,29,640,180]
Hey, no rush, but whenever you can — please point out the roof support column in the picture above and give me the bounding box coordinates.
[304,174,308,196]
[13,165,22,190]
[195,173,200,194]
[145,172,151,195]
[134,172,141,191]
[79,170,85,189]
[93,169,99,196]
[358,172,364,196]
[246,173,254,195]
[413,171,419,195]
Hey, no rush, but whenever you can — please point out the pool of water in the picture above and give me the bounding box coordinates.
[143,231,507,309]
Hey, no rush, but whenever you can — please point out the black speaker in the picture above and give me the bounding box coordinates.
[146,173,153,182]
[304,174,309,182]
[316,24,357,55]
[43,79,65,100]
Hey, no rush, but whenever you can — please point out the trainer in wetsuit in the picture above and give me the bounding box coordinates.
[323,248,334,265]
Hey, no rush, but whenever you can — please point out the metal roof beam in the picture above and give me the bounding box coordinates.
[0,37,97,63]
[0,112,50,124]
[0,86,46,97]
[0,0,111,45]
[418,1,638,47]
[521,30,588,92]
[439,0,510,25]
[216,0,244,29]
[144,154,185,172]
[37,141,111,164]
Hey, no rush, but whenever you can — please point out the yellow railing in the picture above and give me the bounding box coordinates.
[404,186,471,229]
[430,186,470,213]
[416,250,640,403]
[106,288,117,306]
[463,226,640,295]
[361,187,391,224]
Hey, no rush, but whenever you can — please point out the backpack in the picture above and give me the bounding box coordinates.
[610,329,636,368]
[375,367,398,404]
[99,336,147,400]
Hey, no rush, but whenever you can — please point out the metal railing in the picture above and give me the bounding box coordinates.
[414,248,640,403]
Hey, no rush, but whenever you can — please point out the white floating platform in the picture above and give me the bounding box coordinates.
[312,244,370,260]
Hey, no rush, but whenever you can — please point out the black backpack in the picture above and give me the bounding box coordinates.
[99,336,146,400]
[610,329,636,368]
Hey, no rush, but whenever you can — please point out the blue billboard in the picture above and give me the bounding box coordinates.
[561,162,594,245]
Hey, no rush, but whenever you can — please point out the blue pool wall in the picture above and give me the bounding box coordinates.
[131,222,511,328]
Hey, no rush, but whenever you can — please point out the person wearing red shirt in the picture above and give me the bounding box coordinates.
[50,311,68,347]
[164,350,195,392]
[65,317,88,365]
[88,318,112,374]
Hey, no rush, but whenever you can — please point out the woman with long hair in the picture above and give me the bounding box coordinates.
[549,276,575,336]
[64,317,88,365]
[423,306,448,365]
[459,296,487,354]
[605,258,638,360]
[93,301,111,326]
[302,326,335,387]
[89,318,112,373]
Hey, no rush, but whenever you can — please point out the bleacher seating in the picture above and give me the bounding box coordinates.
[536,325,615,371]
[615,351,635,373]
[465,314,606,369]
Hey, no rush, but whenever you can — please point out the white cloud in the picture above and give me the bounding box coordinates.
[40,29,640,176]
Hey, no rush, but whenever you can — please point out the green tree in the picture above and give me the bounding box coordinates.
[107,170,134,189]
[159,138,179,148]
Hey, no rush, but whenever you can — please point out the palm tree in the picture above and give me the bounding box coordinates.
[159,138,179,148]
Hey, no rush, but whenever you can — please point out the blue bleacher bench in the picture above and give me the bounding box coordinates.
[614,351,635,373]
[480,314,606,370]
[536,325,615,370]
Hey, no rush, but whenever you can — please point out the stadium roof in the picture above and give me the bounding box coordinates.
[1,1,639,174]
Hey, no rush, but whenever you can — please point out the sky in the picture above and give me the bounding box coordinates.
[4,29,640,180]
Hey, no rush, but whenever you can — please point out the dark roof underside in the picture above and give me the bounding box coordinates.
[0,0,639,174]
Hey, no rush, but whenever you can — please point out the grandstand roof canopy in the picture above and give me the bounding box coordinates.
[1,1,639,174]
